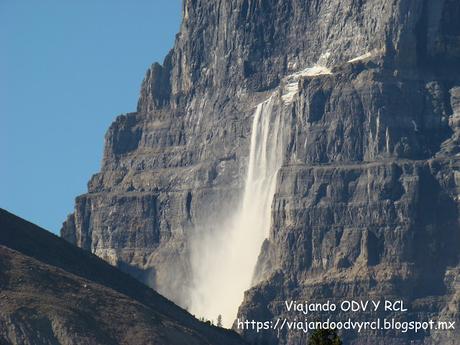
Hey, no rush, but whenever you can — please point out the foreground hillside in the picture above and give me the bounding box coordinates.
[0,208,246,345]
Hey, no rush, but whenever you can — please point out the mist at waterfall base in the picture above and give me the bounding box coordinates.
[189,96,285,327]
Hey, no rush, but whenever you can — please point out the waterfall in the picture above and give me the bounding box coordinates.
[189,96,285,327]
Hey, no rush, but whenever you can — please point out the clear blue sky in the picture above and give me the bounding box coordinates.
[0,1,182,233]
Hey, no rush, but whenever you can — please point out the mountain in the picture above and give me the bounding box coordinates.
[62,0,460,344]
[0,208,245,345]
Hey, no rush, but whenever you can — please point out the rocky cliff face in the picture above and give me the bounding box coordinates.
[62,0,460,344]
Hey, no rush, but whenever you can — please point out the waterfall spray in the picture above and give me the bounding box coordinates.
[189,95,285,327]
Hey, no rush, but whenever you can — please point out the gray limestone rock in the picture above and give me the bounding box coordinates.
[62,0,460,344]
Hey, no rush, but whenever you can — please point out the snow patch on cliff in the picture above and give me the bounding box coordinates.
[348,52,373,63]
[282,65,332,103]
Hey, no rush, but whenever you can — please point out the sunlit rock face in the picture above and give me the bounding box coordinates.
[62,0,460,344]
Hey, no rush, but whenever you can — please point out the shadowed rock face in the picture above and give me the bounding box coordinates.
[62,0,460,344]
[0,209,246,345]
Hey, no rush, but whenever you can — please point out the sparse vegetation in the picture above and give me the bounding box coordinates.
[308,329,342,345]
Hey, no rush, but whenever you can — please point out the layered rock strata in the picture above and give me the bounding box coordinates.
[62,1,460,344]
